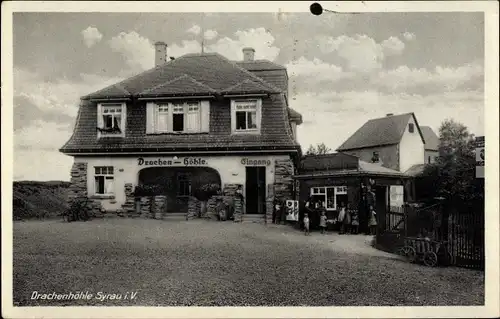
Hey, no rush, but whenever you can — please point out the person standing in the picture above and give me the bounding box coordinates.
[343,203,352,234]
[350,208,359,234]
[337,202,346,234]
[303,213,310,236]
[368,205,378,235]
[319,204,327,234]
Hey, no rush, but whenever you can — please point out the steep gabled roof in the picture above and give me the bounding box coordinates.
[82,53,281,100]
[420,126,439,151]
[336,113,424,151]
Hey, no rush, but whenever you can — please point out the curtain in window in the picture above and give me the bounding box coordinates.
[105,177,114,194]
[186,109,200,131]
[157,113,168,132]
[248,111,257,129]
[113,115,121,129]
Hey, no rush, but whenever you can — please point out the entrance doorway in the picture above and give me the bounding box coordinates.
[375,185,388,228]
[245,167,266,214]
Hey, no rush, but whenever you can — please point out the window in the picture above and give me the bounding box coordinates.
[231,99,261,133]
[372,151,380,163]
[156,104,169,132]
[94,166,114,195]
[150,101,202,133]
[235,101,257,130]
[172,103,185,132]
[310,186,348,211]
[409,123,415,133]
[177,173,191,197]
[98,104,125,136]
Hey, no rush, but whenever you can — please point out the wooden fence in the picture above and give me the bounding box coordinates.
[377,203,485,270]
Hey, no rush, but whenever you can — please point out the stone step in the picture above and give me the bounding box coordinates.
[242,214,266,223]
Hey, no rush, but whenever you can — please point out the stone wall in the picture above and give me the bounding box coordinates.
[151,195,167,219]
[266,184,274,224]
[140,196,152,218]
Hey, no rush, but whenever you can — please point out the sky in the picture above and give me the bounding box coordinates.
[12,11,485,181]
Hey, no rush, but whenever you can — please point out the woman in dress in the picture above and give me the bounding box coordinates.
[368,205,378,235]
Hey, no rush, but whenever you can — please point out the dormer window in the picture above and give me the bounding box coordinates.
[409,123,415,133]
[372,151,380,163]
[97,103,126,137]
[231,99,262,134]
[146,100,208,134]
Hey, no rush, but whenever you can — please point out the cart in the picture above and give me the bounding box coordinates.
[398,236,453,267]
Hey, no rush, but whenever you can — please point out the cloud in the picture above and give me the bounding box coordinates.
[108,31,154,75]
[186,24,201,35]
[381,36,405,56]
[375,61,484,93]
[403,32,416,41]
[15,120,72,150]
[207,27,280,61]
[291,90,484,153]
[81,26,103,48]
[14,68,123,122]
[318,34,405,72]
[285,57,353,94]
[204,29,218,40]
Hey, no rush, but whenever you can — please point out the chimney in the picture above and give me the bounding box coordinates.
[155,41,167,66]
[242,47,255,61]
[386,113,394,117]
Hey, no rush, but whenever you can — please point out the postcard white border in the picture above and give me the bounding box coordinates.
[2,1,499,318]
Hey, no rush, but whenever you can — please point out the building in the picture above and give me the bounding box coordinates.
[293,153,412,231]
[59,43,303,222]
[336,113,426,174]
[420,126,439,164]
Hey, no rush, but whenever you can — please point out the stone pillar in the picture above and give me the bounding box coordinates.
[233,197,243,222]
[68,162,88,203]
[152,195,167,219]
[206,197,218,219]
[274,159,294,201]
[121,183,136,217]
[223,183,243,223]
[187,196,201,220]
[265,184,274,224]
[274,159,294,224]
[140,196,152,218]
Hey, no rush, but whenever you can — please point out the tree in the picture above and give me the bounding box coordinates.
[419,119,483,206]
[305,143,332,155]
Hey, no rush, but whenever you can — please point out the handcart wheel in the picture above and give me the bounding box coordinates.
[406,246,417,263]
[424,251,438,267]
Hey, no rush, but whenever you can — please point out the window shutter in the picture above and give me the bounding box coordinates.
[121,103,127,137]
[200,101,210,132]
[256,98,263,131]
[146,102,156,134]
[230,100,236,133]
[97,103,103,128]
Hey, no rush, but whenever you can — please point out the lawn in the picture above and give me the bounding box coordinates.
[13,218,484,306]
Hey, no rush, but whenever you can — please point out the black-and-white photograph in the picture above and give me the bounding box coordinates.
[2,1,499,318]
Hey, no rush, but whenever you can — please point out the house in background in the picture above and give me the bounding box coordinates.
[60,43,302,223]
[420,126,440,164]
[336,113,426,174]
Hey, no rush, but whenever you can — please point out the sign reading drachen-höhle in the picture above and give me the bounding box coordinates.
[137,157,207,166]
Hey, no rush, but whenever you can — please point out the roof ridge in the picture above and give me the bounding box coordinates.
[82,54,191,99]
[139,74,217,95]
[215,53,282,93]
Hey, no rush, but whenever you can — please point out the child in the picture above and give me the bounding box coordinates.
[319,209,327,234]
[337,202,346,234]
[368,205,377,235]
[350,208,359,234]
[303,213,310,236]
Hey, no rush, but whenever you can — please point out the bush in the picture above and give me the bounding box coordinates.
[193,183,221,201]
[134,184,166,197]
